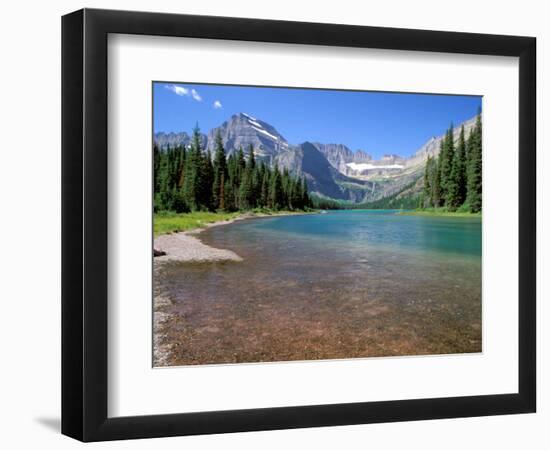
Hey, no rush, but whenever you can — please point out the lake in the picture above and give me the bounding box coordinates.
[155,210,482,366]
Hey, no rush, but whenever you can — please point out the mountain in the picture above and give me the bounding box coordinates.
[154,113,477,204]
[205,113,289,164]
[276,142,375,202]
[312,143,372,175]
[154,131,207,149]
[154,131,190,148]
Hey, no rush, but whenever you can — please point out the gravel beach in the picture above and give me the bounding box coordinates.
[154,231,243,263]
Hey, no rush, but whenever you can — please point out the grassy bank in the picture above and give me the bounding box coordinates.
[399,208,481,218]
[154,209,315,236]
[154,211,241,236]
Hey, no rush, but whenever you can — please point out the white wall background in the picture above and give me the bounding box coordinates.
[0,0,546,448]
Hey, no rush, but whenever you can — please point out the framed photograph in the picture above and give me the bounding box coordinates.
[62,8,536,441]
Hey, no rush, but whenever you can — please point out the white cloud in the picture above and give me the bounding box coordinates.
[213,100,223,109]
[165,84,202,102]
[165,84,189,96]
[191,89,202,102]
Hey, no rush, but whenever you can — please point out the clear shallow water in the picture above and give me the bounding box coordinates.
[155,210,481,366]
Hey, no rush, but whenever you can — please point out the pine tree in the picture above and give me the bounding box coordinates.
[431,158,442,207]
[153,144,161,194]
[239,145,257,209]
[236,147,246,180]
[246,144,255,170]
[176,146,187,189]
[466,113,482,212]
[239,168,254,210]
[438,124,455,203]
[290,177,303,209]
[454,125,468,207]
[212,131,227,210]
[223,178,235,211]
[300,176,310,209]
[260,166,270,207]
[269,166,284,210]
[200,149,214,210]
[226,154,237,190]
[252,163,262,208]
[446,126,465,210]
[182,125,203,211]
[423,156,432,207]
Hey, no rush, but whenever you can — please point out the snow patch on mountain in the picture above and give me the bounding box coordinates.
[346,162,404,171]
[252,126,279,141]
[241,112,257,121]
[248,119,263,128]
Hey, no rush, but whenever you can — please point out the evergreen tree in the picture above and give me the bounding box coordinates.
[182,125,203,211]
[240,145,257,209]
[212,131,227,210]
[438,124,455,203]
[300,176,310,208]
[260,166,270,207]
[226,154,238,191]
[423,156,432,207]
[219,173,226,210]
[252,162,262,208]
[199,149,214,210]
[269,166,284,210]
[430,158,442,207]
[176,146,187,189]
[290,177,303,209]
[448,125,467,209]
[246,144,255,170]
[236,147,246,180]
[239,167,254,209]
[281,167,291,208]
[466,113,482,212]
[223,178,236,211]
[153,144,161,193]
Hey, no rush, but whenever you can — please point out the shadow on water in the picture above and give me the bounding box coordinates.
[155,210,482,366]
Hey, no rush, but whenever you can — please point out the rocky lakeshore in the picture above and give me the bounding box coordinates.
[154,231,243,263]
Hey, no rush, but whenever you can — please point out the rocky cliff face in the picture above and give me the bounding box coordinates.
[312,143,372,174]
[154,112,478,204]
[313,143,411,179]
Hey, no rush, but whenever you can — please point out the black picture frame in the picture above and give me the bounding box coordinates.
[62,8,536,442]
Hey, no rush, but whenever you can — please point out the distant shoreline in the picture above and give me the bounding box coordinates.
[399,210,482,218]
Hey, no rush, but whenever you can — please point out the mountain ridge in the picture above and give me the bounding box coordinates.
[154,112,477,204]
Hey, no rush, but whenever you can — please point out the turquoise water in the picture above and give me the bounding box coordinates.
[156,210,482,366]
[252,210,481,257]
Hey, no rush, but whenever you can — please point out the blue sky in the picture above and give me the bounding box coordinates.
[153,82,481,159]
